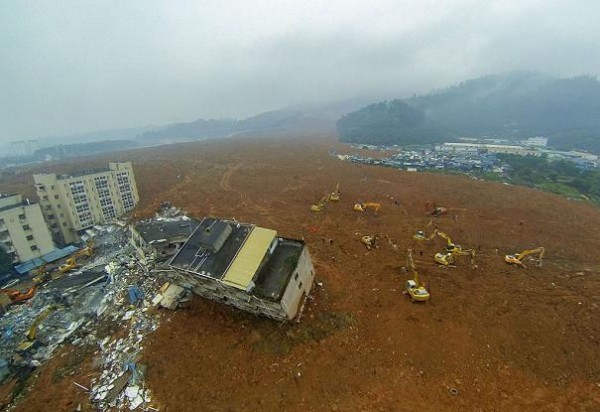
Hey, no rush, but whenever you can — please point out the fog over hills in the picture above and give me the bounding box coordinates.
[338,73,600,151]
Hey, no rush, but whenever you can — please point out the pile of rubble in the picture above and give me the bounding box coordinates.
[0,223,191,410]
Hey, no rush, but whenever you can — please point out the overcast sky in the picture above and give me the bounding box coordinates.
[1,0,599,142]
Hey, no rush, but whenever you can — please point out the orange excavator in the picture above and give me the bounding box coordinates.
[425,201,448,217]
[1,286,36,303]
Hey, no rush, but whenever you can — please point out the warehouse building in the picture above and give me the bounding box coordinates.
[0,194,55,264]
[33,162,139,245]
[169,217,315,321]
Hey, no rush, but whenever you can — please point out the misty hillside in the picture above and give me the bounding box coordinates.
[138,109,335,142]
[338,73,600,151]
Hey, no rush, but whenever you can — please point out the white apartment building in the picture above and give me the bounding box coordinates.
[33,162,139,245]
[0,194,55,264]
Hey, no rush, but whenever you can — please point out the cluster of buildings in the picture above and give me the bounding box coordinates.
[2,162,315,321]
[343,137,599,173]
[0,162,140,269]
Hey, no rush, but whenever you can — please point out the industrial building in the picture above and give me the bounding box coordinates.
[0,194,55,264]
[169,217,315,321]
[33,162,139,245]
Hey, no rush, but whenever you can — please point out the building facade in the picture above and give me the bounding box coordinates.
[34,162,139,245]
[0,194,55,264]
[169,217,315,321]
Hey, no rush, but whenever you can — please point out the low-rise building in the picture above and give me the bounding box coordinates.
[169,217,315,321]
[33,162,139,245]
[0,194,55,264]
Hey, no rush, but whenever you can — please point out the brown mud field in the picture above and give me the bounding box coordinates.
[2,135,600,411]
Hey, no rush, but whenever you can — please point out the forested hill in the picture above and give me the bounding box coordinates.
[337,73,600,151]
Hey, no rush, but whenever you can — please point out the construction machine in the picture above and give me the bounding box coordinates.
[1,286,36,303]
[311,193,331,212]
[413,228,439,241]
[405,249,430,302]
[57,240,96,274]
[432,231,477,268]
[353,202,381,214]
[360,234,379,251]
[425,201,448,217]
[329,183,340,202]
[505,247,545,268]
[434,249,476,267]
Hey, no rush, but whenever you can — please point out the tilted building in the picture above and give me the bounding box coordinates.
[33,162,139,245]
[0,194,55,264]
[169,217,315,321]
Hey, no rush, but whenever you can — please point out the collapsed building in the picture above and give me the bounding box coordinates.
[130,216,199,262]
[169,217,315,321]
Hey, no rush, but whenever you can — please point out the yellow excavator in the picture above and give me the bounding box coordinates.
[57,240,95,273]
[432,231,477,268]
[329,183,340,202]
[17,304,61,353]
[310,193,331,212]
[353,202,381,214]
[413,227,439,241]
[360,234,379,251]
[505,247,545,268]
[405,249,430,302]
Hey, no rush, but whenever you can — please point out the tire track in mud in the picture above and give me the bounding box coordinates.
[219,162,277,225]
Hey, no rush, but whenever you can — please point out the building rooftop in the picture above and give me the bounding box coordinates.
[169,217,307,302]
[253,238,304,301]
[134,218,200,245]
[169,217,253,280]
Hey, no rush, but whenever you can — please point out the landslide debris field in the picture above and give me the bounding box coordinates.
[4,135,600,411]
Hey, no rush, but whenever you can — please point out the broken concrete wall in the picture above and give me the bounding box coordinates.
[280,245,315,320]
[190,276,288,320]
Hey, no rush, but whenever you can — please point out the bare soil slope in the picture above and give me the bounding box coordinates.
[3,135,600,411]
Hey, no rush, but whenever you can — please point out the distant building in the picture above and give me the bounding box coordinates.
[522,137,548,147]
[169,217,315,321]
[0,194,55,264]
[437,143,538,156]
[33,162,139,245]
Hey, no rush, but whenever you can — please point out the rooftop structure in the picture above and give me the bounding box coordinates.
[169,217,314,320]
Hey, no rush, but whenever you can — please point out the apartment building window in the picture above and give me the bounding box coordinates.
[102,205,117,219]
[0,218,4,225]
[54,195,59,199]
[18,214,26,221]
[73,194,88,204]
[45,205,52,210]
[30,245,38,251]
[26,235,34,241]
[22,224,30,231]
[48,214,55,220]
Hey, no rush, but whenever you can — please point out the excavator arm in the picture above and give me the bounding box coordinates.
[505,247,544,268]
